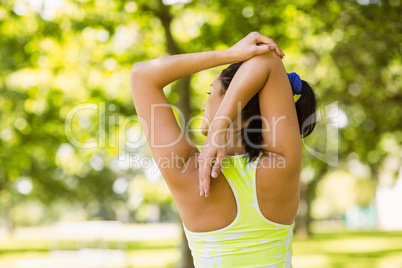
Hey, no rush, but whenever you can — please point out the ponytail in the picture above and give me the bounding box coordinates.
[295,80,319,138]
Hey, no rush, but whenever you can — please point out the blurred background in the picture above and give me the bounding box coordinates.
[0,0,401,267]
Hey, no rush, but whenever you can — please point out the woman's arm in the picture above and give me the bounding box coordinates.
[130,31,285,197]
[201,52,302,198]
[130,31,284,89]
[210,53,300,156]
[131,50,235,89]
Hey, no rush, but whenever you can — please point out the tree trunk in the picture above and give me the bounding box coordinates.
[294,167,326,238]
[152,1,195,266]
[294,180,311,239]
[178,226,194,268]
[3,203,14,238]
[175,75,194,268]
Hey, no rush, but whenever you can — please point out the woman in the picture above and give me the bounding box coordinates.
[130,32,317,267]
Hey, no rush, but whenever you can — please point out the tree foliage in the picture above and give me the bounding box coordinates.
[0,0,401,233]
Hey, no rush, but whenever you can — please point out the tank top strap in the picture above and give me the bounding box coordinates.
[220,151,264,218]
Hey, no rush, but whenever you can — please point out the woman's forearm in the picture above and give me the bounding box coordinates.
[209,54,272,134]
[131,49,237,88]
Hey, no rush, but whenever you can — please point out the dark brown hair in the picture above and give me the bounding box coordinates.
[219,62,318,163]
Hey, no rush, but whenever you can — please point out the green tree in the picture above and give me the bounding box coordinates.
[0,0,400,267]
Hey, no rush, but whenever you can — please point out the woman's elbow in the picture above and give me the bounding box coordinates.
[130,62,147,93]
[131,62,151,91]
[244,51,282,73]
[130,62,146,78]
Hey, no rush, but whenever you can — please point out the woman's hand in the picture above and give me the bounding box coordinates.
[227,31,285,62]
[198,129,228,198]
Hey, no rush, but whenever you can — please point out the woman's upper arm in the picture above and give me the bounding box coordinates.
[255,52,302,173]
[130,69,200,187]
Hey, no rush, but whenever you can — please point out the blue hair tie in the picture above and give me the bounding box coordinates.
[287,72,302,95]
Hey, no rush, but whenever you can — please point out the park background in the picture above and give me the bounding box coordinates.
[0,0,401,267]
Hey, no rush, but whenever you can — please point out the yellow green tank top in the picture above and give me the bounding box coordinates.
[182,151,296,268]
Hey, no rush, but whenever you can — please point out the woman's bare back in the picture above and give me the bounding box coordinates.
[174,153,300,233]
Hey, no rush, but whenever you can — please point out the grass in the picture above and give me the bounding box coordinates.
[292,231,402,268]
[0,230,401,267]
